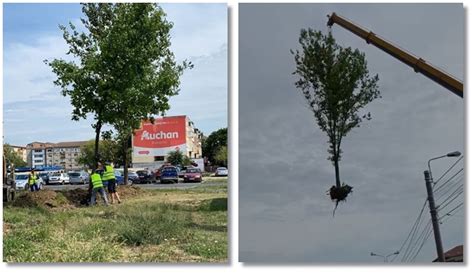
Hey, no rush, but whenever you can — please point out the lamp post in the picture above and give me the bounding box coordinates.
[425,151,461,262]
[370,251,400,263]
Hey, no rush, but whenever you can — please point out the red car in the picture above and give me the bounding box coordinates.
[183,168,202,183]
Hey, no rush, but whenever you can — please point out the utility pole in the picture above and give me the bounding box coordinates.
[424,170,445,262]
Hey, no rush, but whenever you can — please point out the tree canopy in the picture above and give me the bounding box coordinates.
[202,128,227,166]
[3,144,27,167]
[292,29,380,206]
[166,150,191,167]
[47,3,191,183]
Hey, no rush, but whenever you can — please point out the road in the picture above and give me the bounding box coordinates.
[43,178,226,191]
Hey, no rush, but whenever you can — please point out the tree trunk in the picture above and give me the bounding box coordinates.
[94,120,102,170]
[122,138,129,185]
[334,159,341,188]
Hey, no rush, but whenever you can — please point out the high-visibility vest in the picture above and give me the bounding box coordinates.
[91,173,103,189]
[102,165,115,181]
[28,174,37,185]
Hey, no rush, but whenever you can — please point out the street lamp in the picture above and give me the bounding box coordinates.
[370,251,400,263]
[425,150,461,263]
[428,151,461,179]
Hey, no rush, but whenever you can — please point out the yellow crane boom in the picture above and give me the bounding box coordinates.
[327,12,463,98]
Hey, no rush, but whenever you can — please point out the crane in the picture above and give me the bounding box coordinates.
[327,12,463,98]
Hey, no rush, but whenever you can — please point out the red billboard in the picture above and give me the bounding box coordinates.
[133,116,187,157]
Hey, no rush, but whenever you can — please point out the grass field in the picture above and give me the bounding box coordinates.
[3,180,227,263]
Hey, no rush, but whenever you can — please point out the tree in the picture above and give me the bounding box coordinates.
[214,146,227,167]
[3,144,27,167]
[78,139,123,168]
[203,128,227,165]
[47,3,117,170]
[100,3,191,184]
[48,4,190,185]
[166,150,186,166]
[292,29,380,208]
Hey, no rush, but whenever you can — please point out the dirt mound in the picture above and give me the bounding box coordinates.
[118,185,145,198]
[12,190,69,209]
[11,185,146,209]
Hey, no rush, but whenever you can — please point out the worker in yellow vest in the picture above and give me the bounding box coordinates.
[103,162,121,204]
[90,169,109,206]
[28,169,39,192]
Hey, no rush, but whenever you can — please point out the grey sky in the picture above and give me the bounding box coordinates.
[3,3,227,146]
[239,3,464,263]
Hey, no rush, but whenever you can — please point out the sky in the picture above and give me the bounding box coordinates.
[2,3,227,146]
[239,3,464,263]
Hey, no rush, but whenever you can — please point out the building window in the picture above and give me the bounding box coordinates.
[34,149,42,153]
[154,156,165,161]
[34,154,43,158]
[34,160,43,163]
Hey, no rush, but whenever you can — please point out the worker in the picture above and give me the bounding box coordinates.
[103,162,121,204]
[90,169,109,206]
[28,169,39,192]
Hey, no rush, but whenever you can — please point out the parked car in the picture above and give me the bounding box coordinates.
[128,171,139,183]
[178,166,194,178]
[15,173,44,191]
[136,170,154,184]
[160,166,179,184]
[110,170,139,185]
[215,167,228,177]
[49,172,69,184]
[183,168,202,183]
[38,173,50,185]
[68,171,89,184]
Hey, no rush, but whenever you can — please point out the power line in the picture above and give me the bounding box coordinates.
[394,199,427,262]
[409,224,433,262]
[403,221,431,262]
[402,217,432,262]
[435,175,463,201]
[439,202,463,221]
[437,183,463,206]
[433,156,463,185]
[433,168,463,194]
[438,188,463,211]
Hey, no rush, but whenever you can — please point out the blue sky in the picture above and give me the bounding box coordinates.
[3,3,227,146]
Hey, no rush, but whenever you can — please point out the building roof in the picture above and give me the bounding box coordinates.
[27,141,88,149]
[433,245,463,262]
[445,245,463,259]
[54,141,88,148]
[10,145,26,149]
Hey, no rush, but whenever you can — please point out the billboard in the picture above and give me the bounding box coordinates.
[133,116,187,157]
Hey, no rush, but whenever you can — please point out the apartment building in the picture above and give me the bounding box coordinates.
[26,141,88,170]
[10,145,28,162]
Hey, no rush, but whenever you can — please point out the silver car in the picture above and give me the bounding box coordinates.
[68,171,90,184]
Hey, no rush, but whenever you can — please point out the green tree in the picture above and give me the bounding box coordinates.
[166,150,184,166]
[3,144,27,167]
[78,139,123,168]
[203,128,227,165]
[214,146,227,167]
[47,3,117,170]
[101,3,191,184]
[292,29,380,203]
[48,4,190,185]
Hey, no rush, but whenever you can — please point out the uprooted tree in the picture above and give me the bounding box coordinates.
[292,29,380,214]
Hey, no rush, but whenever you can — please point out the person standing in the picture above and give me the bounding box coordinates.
[28,169,39,192]
[102,162,121,204]
[90,170,109,206]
